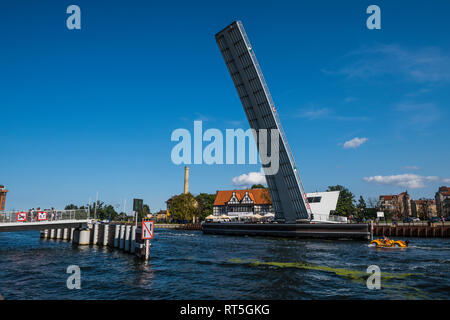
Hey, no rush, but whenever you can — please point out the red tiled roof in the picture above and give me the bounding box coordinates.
[380,195,394,200]
[213,189,271,206]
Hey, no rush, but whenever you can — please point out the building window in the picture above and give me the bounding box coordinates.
[307,197,322,203]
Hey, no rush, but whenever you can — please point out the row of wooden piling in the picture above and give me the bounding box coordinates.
[373,224,450,238]
[40,223,148,258]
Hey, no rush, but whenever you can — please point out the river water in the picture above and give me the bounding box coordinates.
[0,229,449,299]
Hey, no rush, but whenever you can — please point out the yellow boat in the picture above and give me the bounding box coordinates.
[370,239,409,248]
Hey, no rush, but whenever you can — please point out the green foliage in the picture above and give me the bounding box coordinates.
[251,184,266,189]
[64,204,78,210]
[137,204,151,221]
[327,185,355,217]
[99,204,119,221]
[195,193,216,220]
[166,193,198,222]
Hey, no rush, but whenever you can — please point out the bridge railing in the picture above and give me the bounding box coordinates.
[0,209,88,223]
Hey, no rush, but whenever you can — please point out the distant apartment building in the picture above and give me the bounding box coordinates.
[411,199,437,218]
[0,185,8,211]
[435,186,450,217]
[379,191,412,217]
[379,195,396,212]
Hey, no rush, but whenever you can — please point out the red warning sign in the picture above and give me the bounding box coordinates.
[37,211,47,221]
[141,220,154,240]
[17,212,27,222]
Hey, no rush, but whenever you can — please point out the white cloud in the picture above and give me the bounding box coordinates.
[343,137,368,149]
[363,174,440,189]
[297,107,368,122]
[395,102,439,131]
[297,108,331,120]
[325,44,450,83]
[404,165,419,170]
[443,178,450,184]
[232,171,266,186]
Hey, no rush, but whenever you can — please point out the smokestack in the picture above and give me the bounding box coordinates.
[184,166,189,194]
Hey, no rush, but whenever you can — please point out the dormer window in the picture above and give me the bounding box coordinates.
[227,192,240,204]
[241,191,254,204]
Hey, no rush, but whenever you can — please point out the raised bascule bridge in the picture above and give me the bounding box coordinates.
[202,21,369,240]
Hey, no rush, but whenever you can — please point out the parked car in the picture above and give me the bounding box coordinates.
[403,217,414,223]
[429,216,441,223]
[446,216,450,222]
[412,217,421,222]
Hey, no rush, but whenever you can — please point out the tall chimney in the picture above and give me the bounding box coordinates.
[184,166,189,194]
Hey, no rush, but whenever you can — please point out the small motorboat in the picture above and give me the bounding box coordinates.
[370,239,409,248]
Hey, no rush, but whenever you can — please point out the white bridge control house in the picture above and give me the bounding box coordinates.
[306,191,347,223]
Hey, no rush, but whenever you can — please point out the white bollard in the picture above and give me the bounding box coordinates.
[63,228,69,240]
[73,228,90,245]
[119,225,125,249]
[124,225,131,252]
[92,223,99,245]
[103,224,109,246]
[114,225,120,248]
[130,226,136,254]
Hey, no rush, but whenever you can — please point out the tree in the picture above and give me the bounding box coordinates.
[251,184,266,189]
[195,193,216,220]
[139,204,151,220]
[365,197,379,219]
[356,196,367,219]
[97,204,118,221]
[326,185,355,217]
[166,193,198,223]
[65,204,78,210]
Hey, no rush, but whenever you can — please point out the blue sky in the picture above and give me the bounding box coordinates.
[1,0,449,212]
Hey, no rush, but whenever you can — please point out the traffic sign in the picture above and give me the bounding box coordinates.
[17,212,27,222]
[133,198,143,212]
[37,211,47,221]
[141,220,154,240]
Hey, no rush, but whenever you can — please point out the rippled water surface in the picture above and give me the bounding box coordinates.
[0,229,449,299]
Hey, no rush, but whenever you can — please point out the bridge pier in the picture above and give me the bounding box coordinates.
[119,225,125,250]
[72,228,90,245]
[91,223,99,245]
[63,228,69,240]
[103,224,109,246]
[114,225,120,248]
[40,229,48,238]
[131,226,136,254]
[56,228,62,239]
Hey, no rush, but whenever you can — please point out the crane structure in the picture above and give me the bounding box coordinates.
[215,21,312,223]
